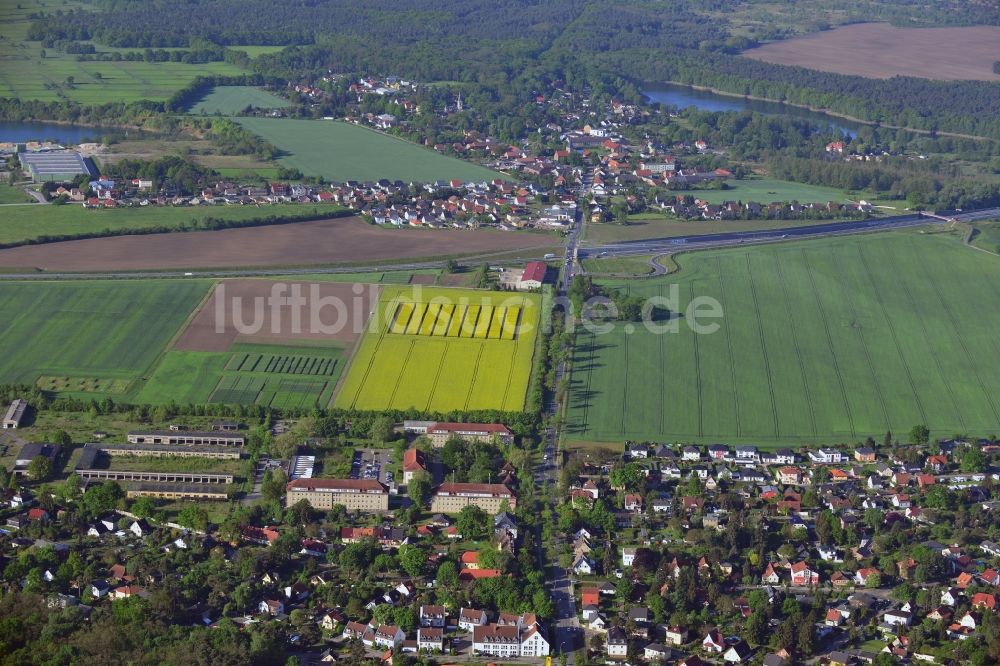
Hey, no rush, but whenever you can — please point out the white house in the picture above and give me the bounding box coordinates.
[682,446,702,461]
[622,547,637,567]
[702,629,725,653]
[459,607,488,631]
[417,628,445,652]
[258,599,284,616]
[809,449,844,464]
[367,624,404,649]
[573,556,595,575]
[420,605,446,627]
[606,627,628,657]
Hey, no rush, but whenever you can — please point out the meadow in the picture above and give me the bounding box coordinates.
[334,287,541,412]
[668,178,850,205]
[565,231,1000,445]
[236,118,504,182]
[0,203,340,246]
[969,220,1000,255]
[0,184,33,204]
[189,86,291,115]
[0,1,247,104]
[583,178,860,244]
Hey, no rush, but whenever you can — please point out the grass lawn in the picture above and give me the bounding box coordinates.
[189,86,291,115]
[668,178,851,205]
[0,279,212,389]
[0,1,247,103]
[0,203,344,246]
[969,219,1000,254]
[237,118,505,183]
[105,455,244,476]
[565,231,1000,445]
[580,255,656,276]
[0,184,33,204]
[334,286,541,412]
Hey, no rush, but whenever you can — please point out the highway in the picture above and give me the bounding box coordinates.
[578,207,1000,262]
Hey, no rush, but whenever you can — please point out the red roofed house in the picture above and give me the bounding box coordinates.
[581,587,600,608]
[403,448,427,484]
[972,593,997,611]
[27,508,49,522]
[517,262,548,290]
[791,561,819,587]
[242,525,280,546]
[460,551,480,570]
[957,572,976,589]
[459,568,502,582]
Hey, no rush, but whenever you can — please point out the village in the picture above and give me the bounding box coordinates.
[3,387,999,666]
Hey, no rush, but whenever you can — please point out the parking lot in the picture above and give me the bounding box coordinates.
[350,448,395,485]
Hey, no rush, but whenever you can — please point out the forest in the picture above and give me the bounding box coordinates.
[15,0,1000,141]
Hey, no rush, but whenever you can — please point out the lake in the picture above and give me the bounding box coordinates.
[644,83,860,137]
[0,121,109,144]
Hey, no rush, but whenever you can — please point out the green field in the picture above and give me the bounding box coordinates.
[0,278,347,409]
[334,287,541,412]
[0,1,247,103]
[584,178,866,245]
[0,203,342,246]
[133,343,344,409]
[969,220,1000,254]
[566,232,1000,445]
[0,184,33,204]
[190,86,291,115]
[668,178,851,205]
[236,118,505,183]
[0,279,212,388]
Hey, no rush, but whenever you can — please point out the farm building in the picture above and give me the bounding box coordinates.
[430,482,517,514]
[13,442,59,476]
[426,422,514,447]
[127,431,245,446]
[18,150,94,183]
[285,478,389,512]
[126,482,230,501]
[93,443,242,460]
[2,399,27,429]
[517,262,548,290]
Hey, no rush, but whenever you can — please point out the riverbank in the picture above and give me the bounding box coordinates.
[651,80,992,142]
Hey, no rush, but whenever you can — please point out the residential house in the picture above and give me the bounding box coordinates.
[622,547,637,567]
[459,607,488,631]
[702,629,725,653]
[791,561,819,587]
[420,605,446,628]
[417,628,445,652]
[665,626,687,646]
[723,641,753,663]
[606,627,628,658]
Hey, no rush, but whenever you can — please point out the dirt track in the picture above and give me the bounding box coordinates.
[0,217,557,271]
[175,280,379,352]
[745,23,1000,81]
